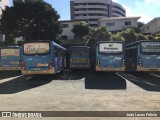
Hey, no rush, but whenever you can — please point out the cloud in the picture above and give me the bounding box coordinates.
[120,0,160,23]
[112,0,120,2]
[122,4,152,23]
[144,0,160,4]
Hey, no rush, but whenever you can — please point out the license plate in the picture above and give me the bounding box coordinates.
[72,59,89,62]
[34,68,41,70]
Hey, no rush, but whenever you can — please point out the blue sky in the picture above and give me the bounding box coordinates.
[10,0,160,24]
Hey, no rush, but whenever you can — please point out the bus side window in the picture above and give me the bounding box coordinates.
[54,51,58,57]
[58,52,62,57]
[63,51,66,57]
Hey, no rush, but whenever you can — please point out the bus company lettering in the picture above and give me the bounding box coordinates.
[37,63,48,67]
[104,47,118,50]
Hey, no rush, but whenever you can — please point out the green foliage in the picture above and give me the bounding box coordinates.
[111,32,125,42]
[155,37,160,40]
[146,35,155,40]
[72,21,89,39]
[0,0,61,43]
[155,33,160,37]
[136,33,147,40]
[88,26,111,46]
[138,22,145,28]
[121,28,137,44]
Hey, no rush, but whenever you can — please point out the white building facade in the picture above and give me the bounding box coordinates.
[60,20,88,44]
[99,16,140,32]
[70,0,126,27]
[60,20,78,40]
[141,17,160,35]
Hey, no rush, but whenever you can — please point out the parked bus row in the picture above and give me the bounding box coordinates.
[0,40,160,75]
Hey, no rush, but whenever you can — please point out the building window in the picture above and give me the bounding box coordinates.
[63,24,69,28]
[106,22,115,27]
[125,21,131,26]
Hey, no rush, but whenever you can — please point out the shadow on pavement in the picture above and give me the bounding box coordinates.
[55,69,87,80]
[0,71,21,80]
[126,72,160,92]
[85,72,126,90]
[0,75,54,94]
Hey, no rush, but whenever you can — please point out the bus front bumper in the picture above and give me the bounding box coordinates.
[96,66,125,72]
[21,68,55,75]
[69,64,90,69]
[137,66,160,72]
[0,67,21,71]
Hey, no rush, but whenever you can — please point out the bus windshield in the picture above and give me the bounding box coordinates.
[24,42,50,55]
[141,42,160,54]
[1,48,20,57]
[99,43,123,54]
[70,47,89,56]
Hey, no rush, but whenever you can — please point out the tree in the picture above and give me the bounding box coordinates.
[136,33,147,40]
[0,0,62,43]
[72,21,89,39]
[138,22,145,28]
[146,35,155,40]
[88,26,111,46]
[111,32,125,42]
[121,28,137,44]
[153,33,160,40]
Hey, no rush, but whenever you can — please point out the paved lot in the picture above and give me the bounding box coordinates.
[0,70,160,119]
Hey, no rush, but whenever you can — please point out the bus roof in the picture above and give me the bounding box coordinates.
[22,40,66,51]
[69,46,90,49]
[125,40,159,48]
[68,46,90,52]
[92,41,124,47]
[0,46,20,49]
[51,41,67,51]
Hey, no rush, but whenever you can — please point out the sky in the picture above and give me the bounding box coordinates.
[9,0,160,24]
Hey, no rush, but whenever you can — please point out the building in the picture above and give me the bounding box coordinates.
[111,2,126,17]
[60,20,88,45]
[60,20,78,40]
[0,0,10,42]
[140,17,160,35]
[70,0,126,27]
[99,16,140,33]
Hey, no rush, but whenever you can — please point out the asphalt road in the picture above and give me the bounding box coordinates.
[0,70,160,120]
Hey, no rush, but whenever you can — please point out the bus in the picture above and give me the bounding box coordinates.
[68,46,90,69]
[125,40,160,72]
[0,46,21,70]
[20,40,67,75]
[91,41,125,72]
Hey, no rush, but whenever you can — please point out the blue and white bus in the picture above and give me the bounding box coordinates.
[0,46,20,70]
[91,41,125,72]
[69,46,90,69]
[20,40,67,75]
[125,40,160,72]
